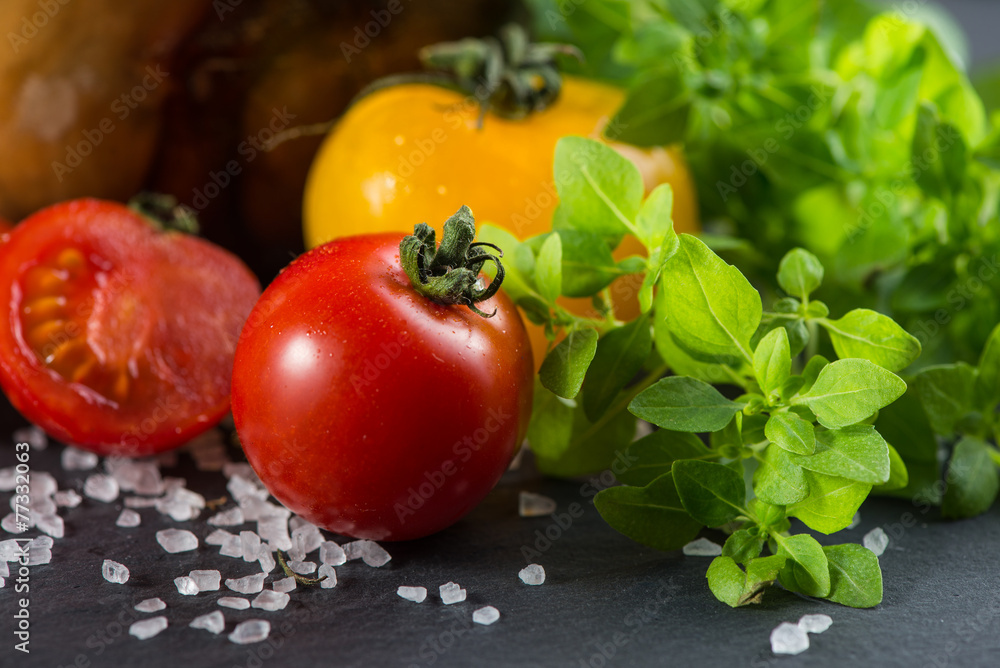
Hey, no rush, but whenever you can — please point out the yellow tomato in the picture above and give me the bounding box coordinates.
[303,77,699,368]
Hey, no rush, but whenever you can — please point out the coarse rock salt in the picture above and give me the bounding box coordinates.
[218,597,250,610]
[14,426,48,451]
[318,564,337,589]
[848,512,862,529]
[134,598,166,613]
[84,474,119,503]
[208,507,245,527]
[26,546,51,566]
[2,514,28,534]
[863,527,889,557]
[223,463,258,482]
[290,524,324,556]
[288,560,316,575]
[102,559,129,584]
[252,590,290,611]
[798,614,833,634]
[35,514,64,538]
[219,535,243,559]
[155,529,198,553]
[61,446,98,471]
[272,577,296,593]
[174,576,199,595]
[189,569,221,591]
[439,582,466,604]
[255,515,292,551]
[397,586,427,603]
[472,606,500,625]
[343,540,391,567]
[518,491,556,517]
[225,573,266,594]
[228,476,268,504]
[206,529,236,546]
[240,531,261,562]
[319,541,347,566]
[0,539,26,561]
[519,564,545,586]
[229,619,270,645]
[770,622,810,655]
[54,489,82,508]
[190,610,225,635]
[129,616,167,640]
[258,546,276,573]
[682,537,723,557]
[116,510,141,528]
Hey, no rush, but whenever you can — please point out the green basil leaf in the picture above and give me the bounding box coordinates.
[616,428,709,487]
[777,248,824,301]
[799,355,830,394]
[942,436,1000,519]
[743,554,788,605]
[672,460,746,527]
[610,67,691,147]
[874,390,941,502]
[775,533,831,598]
[661,235,762,366]
[722,529,764,564]
[912,363,977,435]
[629,376,747,432]
[552,136,642,238]
[975,323,1000,408]
[765,412,816,456]
[706,556,745,608]
[873,443,909,493]
[820,309,921,372]
[636,183,679,254]
[539,328,599,399]
[583,314,652,421]
[789,425,890,484]
[753,327,791,399]
[535,232,563,304]
[793,359,907,428]
[476,224,535,302]
[594,473,702,551]
[824,544,883,608]
[753,444,810,506]
[557,230,621,297]
[787,470,872,535]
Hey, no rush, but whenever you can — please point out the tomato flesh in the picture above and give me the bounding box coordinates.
[0,199,261,455]
[232,233,533,541]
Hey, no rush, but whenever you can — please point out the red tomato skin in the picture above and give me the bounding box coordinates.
[232,233,533,541]
[0,199,261,456]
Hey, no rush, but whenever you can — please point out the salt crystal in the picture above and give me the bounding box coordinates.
[473,606,500,625]
[229,476,268,504]
[129,616,167,640]
[798,614,833,634]
[102,559,129,584]
[134,598,166,613]
[519,564,545,585]
[189,569,221,591]
[162,477,186,492]
[770,622,810,655]
[288,560,316,575]
[0,539,26,561]
[518,491,557,517]
[190,610,225,635]
[26,546,51,566]
[0,468,14,491]
[223,463,257,481]
[318,564,337,589]
[208,507,245,527]
[116,510,141,528]
[291,524,324,555]
[343,540,391,567]
[14,426,48,451]
[439,582,466,604]
[252,590,290,611]
[84,474,119,503]
[319,541,347,566]
[397,586,427,603]
[272,577,296,593]
[1,514,28,534]
[241,531,262,562]
[156,499,199,522]
[218,597,250,609]
[226,573,266,594]
[849,512,861,529]
[156,529,198,553]
[174,576,199,595]
[206,529,235,546]
[255,515,292,551]
[683,537,723,557]
[258,546,276,573]
[0,576,4,587]
[863,527,888,557]
[219,535,243,558]
[30,472,58,497]
[35,514,64,538]
[54,490,82,508]
[0,561,8,577]
[31,536,53,550]
[61,446,98,471]
[229,620,270,645]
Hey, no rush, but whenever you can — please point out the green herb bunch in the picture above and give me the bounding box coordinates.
[481,137,917,607]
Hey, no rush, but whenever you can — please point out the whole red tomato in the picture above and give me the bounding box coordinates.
[232,207,533,541]
[0,199,260,456]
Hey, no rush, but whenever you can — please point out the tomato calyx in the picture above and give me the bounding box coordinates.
[127,192,200,235]
[399,205,505,318]
[419,23,582,121]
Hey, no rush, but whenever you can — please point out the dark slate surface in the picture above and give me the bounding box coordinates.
[1,396,999,668]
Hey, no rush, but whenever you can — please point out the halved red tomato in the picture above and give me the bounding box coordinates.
[0,199,260,456]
